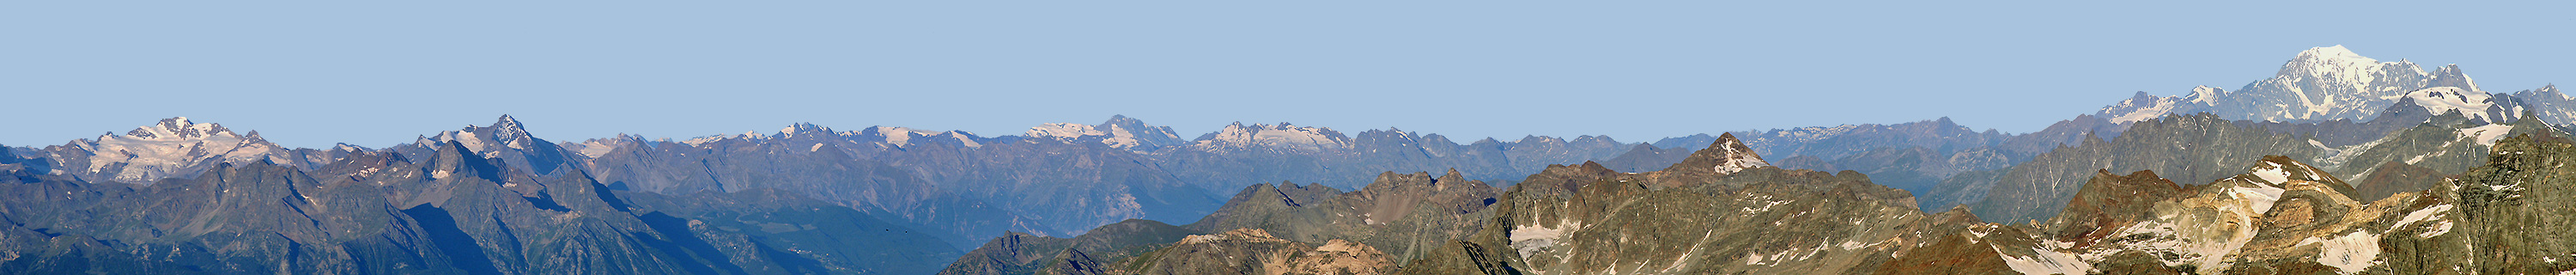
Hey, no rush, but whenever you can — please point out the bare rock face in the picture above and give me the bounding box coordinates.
[1178,168,1503,264]
[1967,113,2327,224]
[1125,229,1395,275]
[1400,133,1942,275]
[941,167,1503,275]
[1877,134,2576,274]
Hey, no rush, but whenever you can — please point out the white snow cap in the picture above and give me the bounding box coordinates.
[71,117,294,183]
[1026,123,1106,139]
[2400,87,2500,122]
[1194,122,1349,151]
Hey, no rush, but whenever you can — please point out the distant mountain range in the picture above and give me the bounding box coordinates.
[8,46,2576,274]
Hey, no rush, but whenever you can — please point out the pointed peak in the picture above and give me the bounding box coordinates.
[480,114,533,139]
[120,116,235,140]
[1712,132,1748,148]
[2294,45,2366,61]
[488,115,526,131]
[1669,132,1769,174]
[2279,45,2386,78]
[1103,114,1147,125]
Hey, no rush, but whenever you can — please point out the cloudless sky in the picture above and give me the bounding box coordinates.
[6,1,2574,149]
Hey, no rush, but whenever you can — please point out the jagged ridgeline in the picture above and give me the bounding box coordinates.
[942,134,1954,274]
[0,131,961,273]
[12,46,2576,274]
[942,132,2576,275]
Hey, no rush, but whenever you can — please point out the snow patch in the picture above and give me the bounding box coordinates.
[2301,231,2382,274]
[2394,205,2456,238]
[2456,125,2515,146]
[2403,87,2498,122]
[872,126,939,147]
[951,131,983,148]
[2106,95,2181,124]
[1026,123,1104,139]
[1711,138,1771,174]
[1510,223,1582,260]
[1996,245,2091,275]
[574,142,619,157]
[2251,165,2291,184]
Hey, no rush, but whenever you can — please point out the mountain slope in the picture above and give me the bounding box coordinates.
[1965,113,2326,223]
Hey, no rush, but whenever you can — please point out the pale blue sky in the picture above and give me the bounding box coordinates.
[7,1,2573,149]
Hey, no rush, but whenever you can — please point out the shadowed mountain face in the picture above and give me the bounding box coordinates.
[0,119,961,274]
[570,121,1219,248]
[943,134,1961,275]
[935,168,1503,275]
[41,117,343,184]
[1961,113,2329,224]
[27,45,2576,274]
[563,115,1767,247]
[1396,133,1952,275]
[934,125,2576,275]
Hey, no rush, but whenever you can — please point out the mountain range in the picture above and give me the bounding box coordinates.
[7,46,2576,274]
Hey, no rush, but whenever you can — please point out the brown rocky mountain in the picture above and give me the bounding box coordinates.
[937,168,1503,274]
[1395,133,1947,274]
[944,128,2576,275]
[1878,133,2576,274]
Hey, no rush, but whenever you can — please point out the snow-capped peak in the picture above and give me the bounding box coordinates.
[2398,87,2501,122]
[870,126,936,147]
[121,117,237,140]
[778,123,831,138]
[1192,122,1350,152]
[2102,91,2183,124]
[2429,64,2483,93]
[1027,123,1106,139]
[1024,115,1187,151]
[61,117,294,183]
[426,115,546,154]
[2277,46,2398,92]
[2186,85,2222,104]
[2150,46,2454,123]
[2288,46,2371,66]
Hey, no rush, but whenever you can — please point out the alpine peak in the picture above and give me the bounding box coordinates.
[56,117,295,183]
[122,117,237,140]
[1668,132,1770,174]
